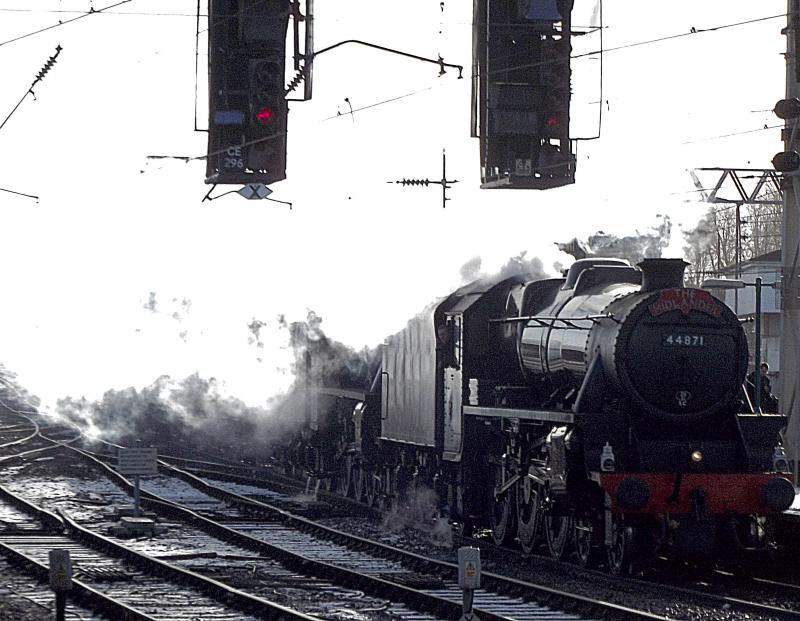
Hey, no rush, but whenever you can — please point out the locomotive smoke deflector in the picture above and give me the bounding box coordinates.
[638,258,689,293]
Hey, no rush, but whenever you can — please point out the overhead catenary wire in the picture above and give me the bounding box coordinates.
[12,2,773,193]
[0,7,202,18]
[319,11,787,134]
[166,9,786,168]
[594,13,784,56]
[682,123,783,145]
[0,0,133,48]
[485,13,786,80]
[0,186,38,201]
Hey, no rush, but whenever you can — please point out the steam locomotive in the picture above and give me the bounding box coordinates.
[289,257,795,574]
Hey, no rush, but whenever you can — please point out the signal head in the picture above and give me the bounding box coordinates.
[256,106,275,125]
[774,98,800,120]
[772,151,800,173]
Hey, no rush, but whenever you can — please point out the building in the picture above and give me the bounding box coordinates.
[708,249,782,398]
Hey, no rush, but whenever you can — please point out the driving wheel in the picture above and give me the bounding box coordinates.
[490,467,516,546]
[606,515,634,576]
[545,513,573,561]
[516,471,542,554]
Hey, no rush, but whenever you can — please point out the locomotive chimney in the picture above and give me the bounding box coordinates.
[637,258,688,292]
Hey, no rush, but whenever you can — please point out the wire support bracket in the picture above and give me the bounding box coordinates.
[388,149,458,208]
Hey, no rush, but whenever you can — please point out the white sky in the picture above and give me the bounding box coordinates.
[0,0,788,408]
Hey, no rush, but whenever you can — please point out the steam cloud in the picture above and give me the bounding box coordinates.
[459,251,549,284]
[278,311,379,391]
[557,216,673,265]
[141,292,193,342]
[381,486,452,548]
[55,374,274,456]
[0,364,40,414]
[49,251,555,470]
[53,310,379,460]
[682,208,716,259]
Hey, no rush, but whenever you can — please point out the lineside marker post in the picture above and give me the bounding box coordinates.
[118,445,158,517]
[48,549,72,621]
[134,439,141,517]
[457,546,481,621]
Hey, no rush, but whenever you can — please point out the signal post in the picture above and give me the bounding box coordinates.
[206,0,290,186]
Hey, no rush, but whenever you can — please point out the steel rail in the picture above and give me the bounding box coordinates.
[152,452,800,621]
[106,453,668,621]
[34,435,800,621]
[0,425,39,449]
[456,528,800,621]
[55,445,515,621]
[0,479,320,621]
[60,513,323,621]
[149,455,382,519]
[18,412,800,621]
[29,435,641,621]
[0,540,161,621]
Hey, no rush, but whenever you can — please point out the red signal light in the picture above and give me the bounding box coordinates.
[545,115,559,127]
[256,106,274,124]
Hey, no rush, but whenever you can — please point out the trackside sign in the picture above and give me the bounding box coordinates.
[118,447,158,476]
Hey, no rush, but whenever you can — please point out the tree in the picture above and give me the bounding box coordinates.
[683,187,782,285]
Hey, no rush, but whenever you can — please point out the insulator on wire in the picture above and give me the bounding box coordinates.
[32,45,61,86]
[285,69,303,94]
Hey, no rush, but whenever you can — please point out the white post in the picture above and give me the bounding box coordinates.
[49,549,72,621]
[457,547,481,621]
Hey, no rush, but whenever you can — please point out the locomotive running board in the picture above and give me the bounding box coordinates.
[463,405,574,424]
[314,387,374,400]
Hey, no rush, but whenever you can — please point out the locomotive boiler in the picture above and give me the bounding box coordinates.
[292,257,795,574]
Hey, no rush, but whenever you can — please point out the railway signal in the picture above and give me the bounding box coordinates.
[206,0,290,186]
[772,98,800,172]
[471,0,575,189]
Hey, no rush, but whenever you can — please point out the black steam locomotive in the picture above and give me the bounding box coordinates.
[290,257,795,574]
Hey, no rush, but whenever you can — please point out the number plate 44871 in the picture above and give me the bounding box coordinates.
[663,334,706,347]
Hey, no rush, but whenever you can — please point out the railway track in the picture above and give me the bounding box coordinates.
[197,469,800,621]
[0,415,38,448]
[144,448,800,621]
[0,551,105,620]
[78,449,636,620]
[449,529,800,621]
[4,408,798,621]
[0,484,319,620]
[83,440,800,619]
[151,450,800,620]
[76,444,772,618]
[153,451,381,519]
[4,422,657,621]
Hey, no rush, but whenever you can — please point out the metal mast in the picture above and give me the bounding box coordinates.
[780,1,800,484]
